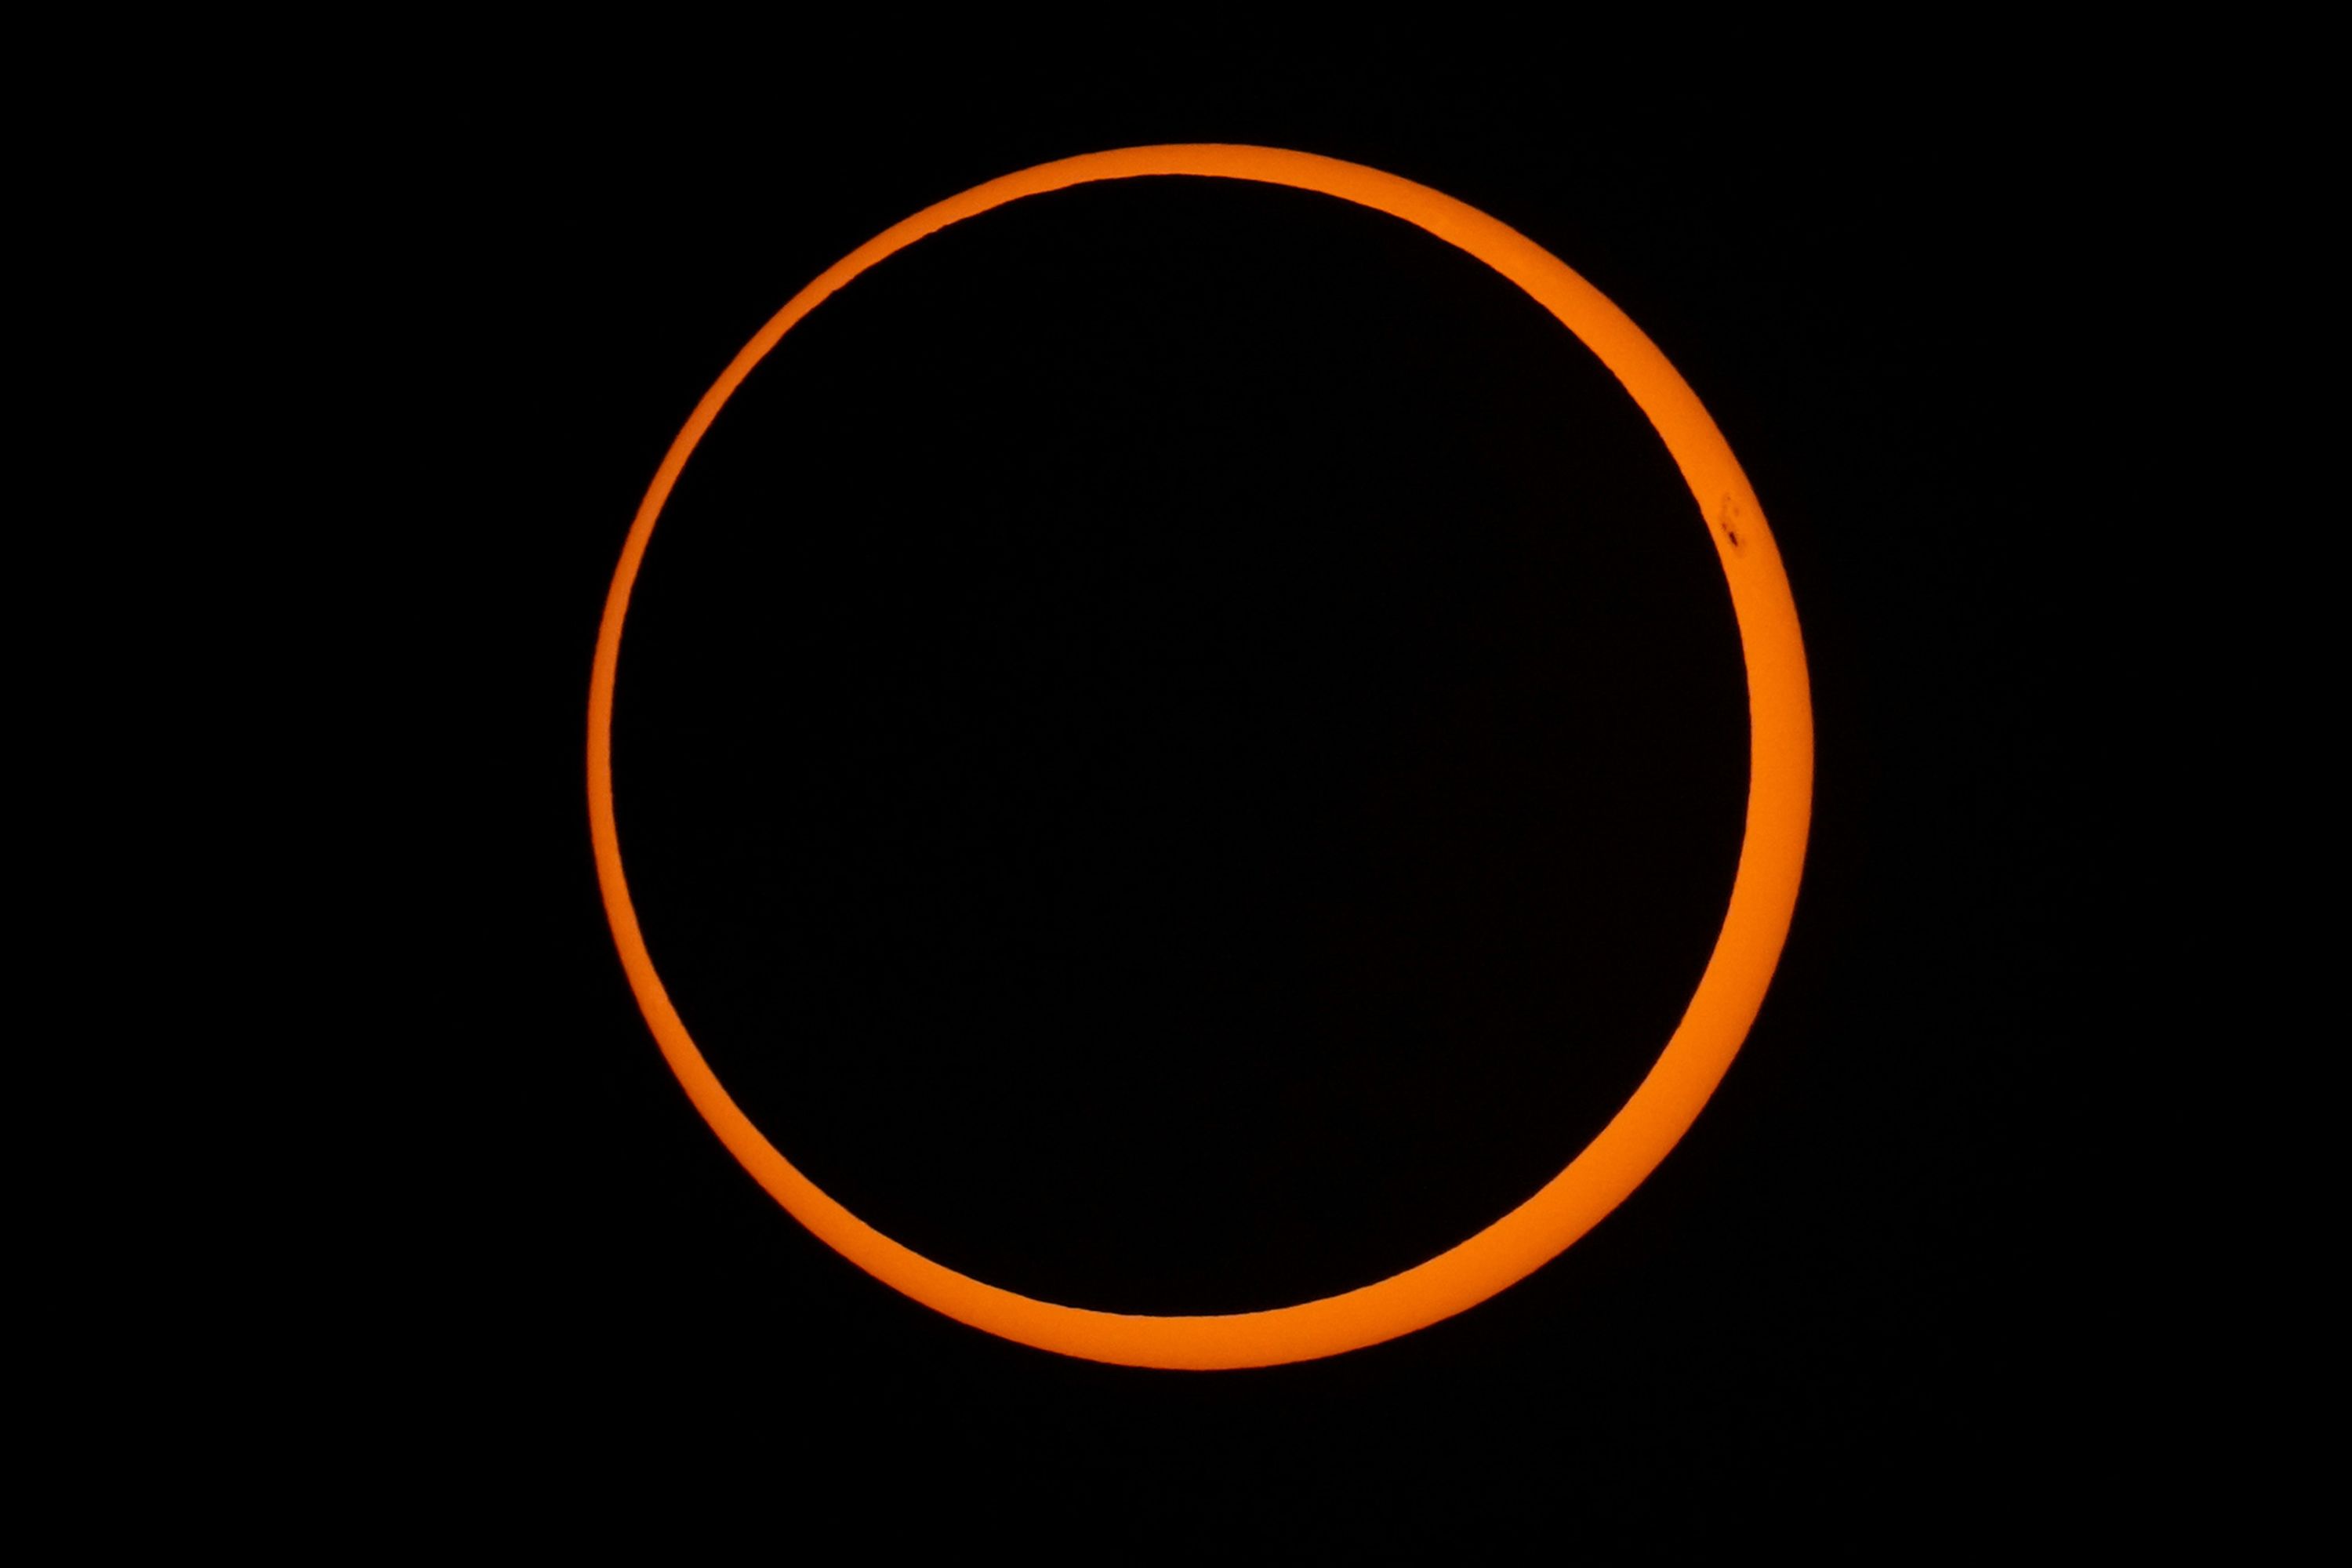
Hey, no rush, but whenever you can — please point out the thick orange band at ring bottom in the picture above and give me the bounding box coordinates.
[587,144,1814,1370]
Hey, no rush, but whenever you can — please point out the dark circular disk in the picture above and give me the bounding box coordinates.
[610,175,1748,1316]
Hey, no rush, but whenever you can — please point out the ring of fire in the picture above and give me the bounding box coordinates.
[588,144,1813,1370]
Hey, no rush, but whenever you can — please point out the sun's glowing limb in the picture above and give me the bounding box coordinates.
[588,144,1813,1370]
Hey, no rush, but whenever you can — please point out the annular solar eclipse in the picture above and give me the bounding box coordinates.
[590,145,1813,1370]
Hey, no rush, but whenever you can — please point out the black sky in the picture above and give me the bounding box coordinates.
[329,47,2152,1547]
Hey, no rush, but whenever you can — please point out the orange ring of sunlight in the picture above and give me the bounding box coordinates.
[589,144,1813,1370]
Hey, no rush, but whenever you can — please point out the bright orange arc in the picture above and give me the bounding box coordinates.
[588,144,1813,1370]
